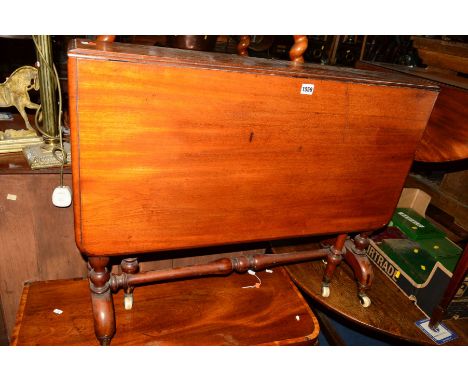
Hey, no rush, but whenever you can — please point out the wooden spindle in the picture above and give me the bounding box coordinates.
[289,35,308,63]
[96,35,116,43]
[237,35,250,56]
[329,35,340,65]
[322,234,346,290]
[121,258,139,310]
[110,248,328,292]
[359,35,368,61]
[88,257,115,345]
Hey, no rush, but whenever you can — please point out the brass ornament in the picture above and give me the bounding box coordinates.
[0,65,40,131]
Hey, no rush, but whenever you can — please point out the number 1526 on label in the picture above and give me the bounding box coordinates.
[300,84,315,95]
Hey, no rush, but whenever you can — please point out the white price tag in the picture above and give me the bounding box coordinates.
[300,84,314,95]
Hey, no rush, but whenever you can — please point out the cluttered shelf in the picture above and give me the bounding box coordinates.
[0,113,71,174]
[0,151,70,174]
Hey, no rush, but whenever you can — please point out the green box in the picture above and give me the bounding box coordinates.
[391,208,445,241]
[368,225,466,320]
[417,237,461,272]
[379,239,436,285]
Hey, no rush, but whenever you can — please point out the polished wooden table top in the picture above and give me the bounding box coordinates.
[356,60,468,163]
[68,40,438,257]
[12,267,319,346]
[272,240,467,345]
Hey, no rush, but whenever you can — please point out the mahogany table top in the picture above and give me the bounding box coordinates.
[11,267,319,346]
[68,40,438,257]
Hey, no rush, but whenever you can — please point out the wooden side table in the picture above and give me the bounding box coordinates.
[67,38,439,345]
[11,267,319,346]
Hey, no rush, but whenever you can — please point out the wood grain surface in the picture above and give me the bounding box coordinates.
[11,267,319,346]
[356,60,468,91]
[0,173,86,337]
[356,61,468,162]
[416,86,468,162]
[411,36,468,60]
[272,240,467,345]
[68,40,438,256]
[417,49,468,74]
[0,293,8,345]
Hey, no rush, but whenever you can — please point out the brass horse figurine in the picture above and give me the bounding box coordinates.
[0,66,40,131]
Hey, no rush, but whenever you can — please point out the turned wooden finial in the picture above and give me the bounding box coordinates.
[96,35,116,43]
[237,35,250,56]
[88,257,111,294]
[354,234,370,252]
[289,35,308,63]
[121,258,139,274]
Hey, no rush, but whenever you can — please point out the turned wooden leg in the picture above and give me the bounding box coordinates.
[88,256,116,345]
[121,258,139,310]
[321,233,347,297]
[343,234,374,307]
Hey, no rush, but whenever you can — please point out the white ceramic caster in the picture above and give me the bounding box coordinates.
[321,285,330,298]
[124,294,133,310]
[359,295,371,308]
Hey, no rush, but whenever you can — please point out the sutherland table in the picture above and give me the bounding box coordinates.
[67,39,439,345]
[11,267,319,346]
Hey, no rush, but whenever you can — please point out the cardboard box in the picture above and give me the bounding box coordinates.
[397,188,431,217]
